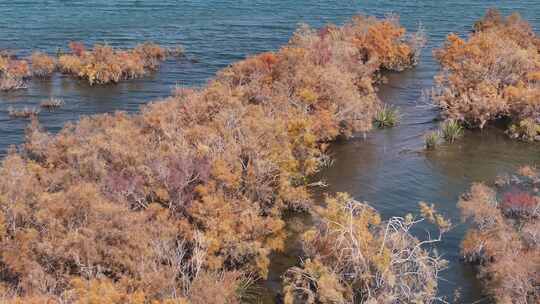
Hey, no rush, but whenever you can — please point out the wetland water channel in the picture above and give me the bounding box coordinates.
[1,1,540,303]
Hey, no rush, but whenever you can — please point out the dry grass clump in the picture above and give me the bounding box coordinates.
[58,42,172,85]
[0,53,29,91]
[0,15,422,302]
[7,106,40,118]
[30,52,57,77]
[459,166,539,303]
[282,193,450,304]
[434,9,540,141]
[40,97,64,109]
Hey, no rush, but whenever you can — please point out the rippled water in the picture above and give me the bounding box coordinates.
[1,1,540,303]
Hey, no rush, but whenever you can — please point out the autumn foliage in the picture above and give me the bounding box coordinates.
[282,194,450,303]
[459,166,539,303]
[0,52,29,91]
[58,42,170,85]
[30,52,57,77]
[0,15,422,302]
[434,9,540,141]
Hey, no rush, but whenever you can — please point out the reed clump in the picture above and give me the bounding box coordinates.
[58,42,172,85]
[0,15,424,302]
[424,130,441,150]
[440,119,463,143]
[459,166,539,303]
[434,9,540,141]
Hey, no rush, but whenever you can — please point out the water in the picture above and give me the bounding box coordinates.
[1,1,540,303]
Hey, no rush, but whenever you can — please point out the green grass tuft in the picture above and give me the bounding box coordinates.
[374,105,400,128]
[440,120,463,143]
[424,131,441,150]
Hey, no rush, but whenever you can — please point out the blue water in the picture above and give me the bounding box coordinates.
[1,1,540,303]
[1,1,539,155]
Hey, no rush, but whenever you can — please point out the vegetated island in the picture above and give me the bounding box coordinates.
[0,15,457,304]
[0,42,178,90]
[434,9,540,142]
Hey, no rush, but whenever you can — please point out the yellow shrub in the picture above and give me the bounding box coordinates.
[30,52,56,77]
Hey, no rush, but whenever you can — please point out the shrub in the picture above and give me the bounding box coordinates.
[507,118,540,141]
[282,193,450,304]
[0,15,422,302]
[434,9,540,141]
[374,105,400,128]
[459,167,539,303]
[440,119,463,143]
[58,42,170,85]
[30,52,56,77]
[0,53,29,91]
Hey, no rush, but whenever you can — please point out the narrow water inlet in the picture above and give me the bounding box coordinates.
[259,67,540,303]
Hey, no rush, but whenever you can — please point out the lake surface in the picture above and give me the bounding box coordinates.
[1,1,540,303]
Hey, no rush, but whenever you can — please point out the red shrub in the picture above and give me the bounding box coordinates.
[69,41,86,57]
[502,191,539,215]
[460,168,539,303]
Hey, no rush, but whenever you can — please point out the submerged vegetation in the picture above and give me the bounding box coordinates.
[0,15,428,302]
[434,9,540,141]
[459,166,539,303]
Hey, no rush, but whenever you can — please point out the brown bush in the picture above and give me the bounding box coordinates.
[58,42,170,85]
[459,166,539,303]
[282,193,450,304]
[0,15,422,302]
[434,9,540,141]
[0,53,29,91]
[30,52,56,77]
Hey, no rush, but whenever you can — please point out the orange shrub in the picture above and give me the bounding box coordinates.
[30,52,56,77]
[459,167,539,303]
[434,9,540,141]
[0,15,422,302]
[0,53,29,91]
[58,42,170,85]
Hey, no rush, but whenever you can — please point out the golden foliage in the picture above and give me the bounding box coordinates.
[30,52,56,77]
[0,15,421,302]
[0,53,29,91]
[434,9,540,140]
[58,42,170,85]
